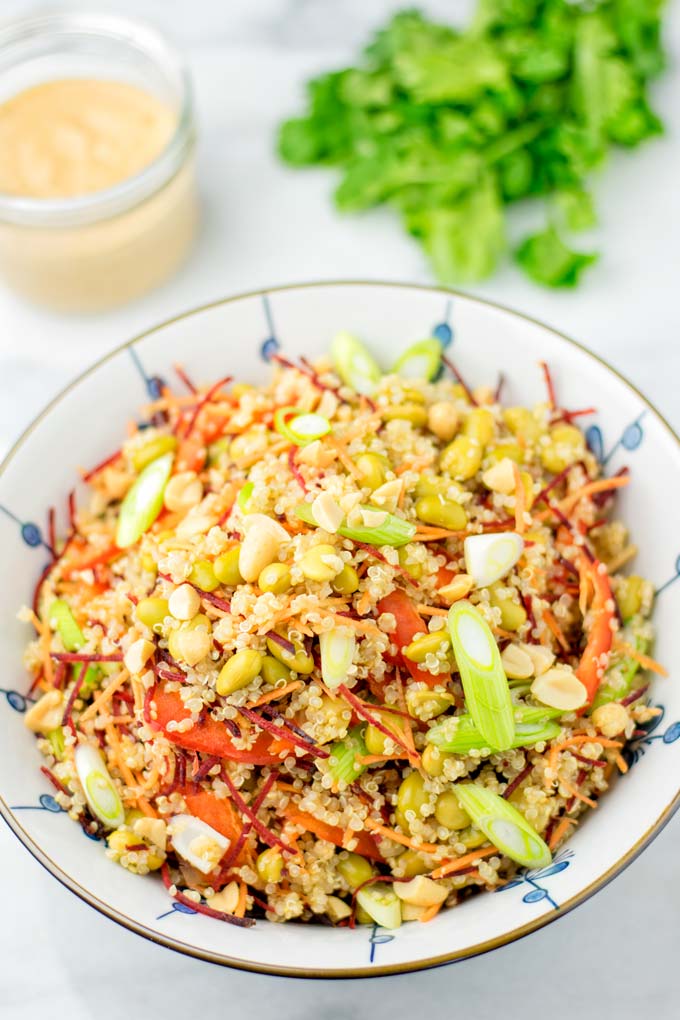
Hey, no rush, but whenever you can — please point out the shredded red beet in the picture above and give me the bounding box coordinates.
[441,354,478,406]
[571,752,606,767]
[287,446,308,493]
[223,717,241,738]
[160,862,254,927]
[158,572,231,613]
[539,360,557,409]
[173,363,198,394]
[565,767,588,813]
[502,761,534,799]
[40,765,70,797]
[81,447,123,484]
[552,406,597,425]
[192,755,222,783]
[337,684,418,763]
[67,490,78,534]
[265,630,296,657]
[494,372,505,403]
[621,685,649,707]
[61,662,88,734]
[51,662,66,691]
[521,593,537,633]
[237,705,330,759]
[181,375,233,440]
[220,768,295,854]
[47,506,57,557]
[298,355,343,397]
[354,542,410,578]
[592,466,630,508]
[52,652,123,663]
[218,771,278,874]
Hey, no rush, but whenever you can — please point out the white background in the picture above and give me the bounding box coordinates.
[1,1,679,1016]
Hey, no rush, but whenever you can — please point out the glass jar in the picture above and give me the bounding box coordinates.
[0,12,198,312]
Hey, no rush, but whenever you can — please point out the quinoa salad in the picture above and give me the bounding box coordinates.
[20,332,662,930]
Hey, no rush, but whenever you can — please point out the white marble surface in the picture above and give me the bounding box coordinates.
[1,0,679,1015]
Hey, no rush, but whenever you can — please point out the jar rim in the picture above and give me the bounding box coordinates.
[0,10,195,227]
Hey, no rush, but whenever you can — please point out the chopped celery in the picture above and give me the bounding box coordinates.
[327,727,368,785]
[447,601,514,751]
[392,338,442,380]
[331,332,382,396]
[454,784,552,869]
[296,501,416,547]
[116,451,174,548]
[74,744,125,828]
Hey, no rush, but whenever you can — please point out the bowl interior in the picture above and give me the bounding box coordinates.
[1,282,679,976]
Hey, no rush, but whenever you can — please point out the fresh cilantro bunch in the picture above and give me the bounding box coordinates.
[278,0,666,287]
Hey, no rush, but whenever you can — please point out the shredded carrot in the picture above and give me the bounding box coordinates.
[40,628,54,687]
[396,454,435,476]
[430,847,497,880]
[559,474,631,514]
[26,609,47,636]
[419,902,443,923]
[363,818,439,855]
[234,881,248,918]
[561,779,597,809]
[415,604,448,617]
[78,668,130,723]
[548,817,577,849]
[246,681,303,708]
[356,589,372,616]
[104,724,157,817]
[546,733,623,786]
[342,825,355,850]
[412,527,464,541]
[542,608,570,651]
[512,462,526,534]
[615,753,629,774]
[615,640,668,677]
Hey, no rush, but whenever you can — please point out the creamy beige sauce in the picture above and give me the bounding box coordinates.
[0,78,176,198]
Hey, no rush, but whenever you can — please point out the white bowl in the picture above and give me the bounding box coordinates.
[1,282,679,977]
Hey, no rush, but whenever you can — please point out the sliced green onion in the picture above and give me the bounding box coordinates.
[356,883,402,929]
[49,599,85,651]
[327,726,367,785]
[590,631,648,711]
[207,435,230,466]
[296,502,416,548]
[274,406,332,446]
[392,338,442,381]
[331,331,382,396]
[319,626,356,689]
[447,601,514,751]
[237,481,255,513]
[74,744,125,829]
[116,451,174,548]
[426,707,561,755]
[453,784,552,869]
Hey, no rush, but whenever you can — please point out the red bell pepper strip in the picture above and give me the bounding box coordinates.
[182,788,242,842]
[575,553,616,704]
[150,686,279,764]
[377,589,450,689]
